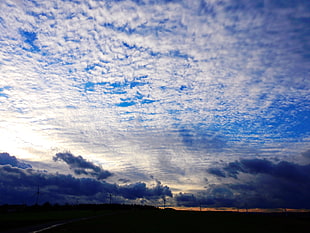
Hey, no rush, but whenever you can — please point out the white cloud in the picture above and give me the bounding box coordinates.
[0,0,309,194]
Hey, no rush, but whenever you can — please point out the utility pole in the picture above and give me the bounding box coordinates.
[35,185,40,205]
[109,193,112,204]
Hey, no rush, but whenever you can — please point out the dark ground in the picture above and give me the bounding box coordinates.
[0,205,309,233]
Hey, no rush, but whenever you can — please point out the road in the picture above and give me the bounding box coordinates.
[1,212,119,233]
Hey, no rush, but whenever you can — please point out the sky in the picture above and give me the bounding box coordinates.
[0,0,310,209]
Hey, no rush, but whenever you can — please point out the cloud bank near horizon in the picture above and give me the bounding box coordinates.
[177,157,310,209]
[0,152,172,205]
[2,152,310,209]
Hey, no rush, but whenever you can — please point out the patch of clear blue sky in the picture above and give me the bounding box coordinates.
[19,29,40,52]
[0,86,11,98]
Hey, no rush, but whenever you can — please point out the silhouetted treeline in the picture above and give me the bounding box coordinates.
[0,203,158,213]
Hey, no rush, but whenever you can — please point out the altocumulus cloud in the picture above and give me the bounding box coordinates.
[0,0,309,209]
[177,158,310,209]
[0,153,172,205]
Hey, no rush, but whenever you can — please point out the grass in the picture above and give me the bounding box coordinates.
[43,209,310,233]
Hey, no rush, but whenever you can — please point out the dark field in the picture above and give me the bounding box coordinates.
[0,207,110,233]
[1,206,309,233]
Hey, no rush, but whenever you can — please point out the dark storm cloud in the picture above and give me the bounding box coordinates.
[223,159,274,178]
[53,152,112,180]
[176,186,235,208]
[301,149,310,159]
[0,152,32,169]
[188,158,310,209]
[118,178,130,183]
[218,158,310,183]
[175,193,197,207]
[119,180,172,200]
[0,164,114,205]
[0,153,172,205]
[207,167,226,178]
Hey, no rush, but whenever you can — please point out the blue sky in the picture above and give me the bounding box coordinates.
[0,0,310,208]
